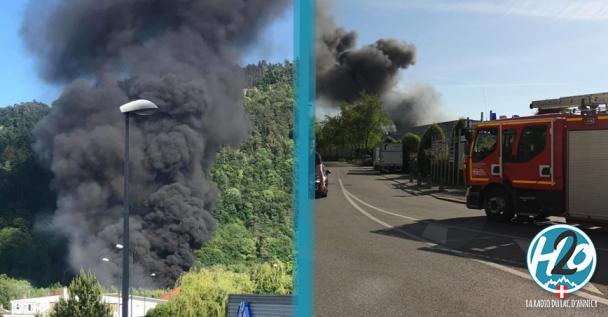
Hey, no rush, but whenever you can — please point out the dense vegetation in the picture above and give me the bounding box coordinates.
[0,61,294,313]
[402,133,421,173]
[0,102,69,286]
[417,123,445,176]
[50,270,112,317]
[145,62,294,316]
[316,93,392,160]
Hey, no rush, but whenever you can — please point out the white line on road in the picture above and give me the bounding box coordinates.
[345,179,608,253]
[338,176,607,303]
[339,179,433,247]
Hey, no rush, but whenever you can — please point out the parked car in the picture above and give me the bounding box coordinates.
[315,152,330,198]
[315,168,330,198]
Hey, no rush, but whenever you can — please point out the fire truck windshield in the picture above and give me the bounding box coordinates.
[472,128,497,161]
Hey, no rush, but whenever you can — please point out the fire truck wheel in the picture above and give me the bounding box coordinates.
[483,187,514,222]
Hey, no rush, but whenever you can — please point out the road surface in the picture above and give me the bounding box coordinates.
[315,164,608,316]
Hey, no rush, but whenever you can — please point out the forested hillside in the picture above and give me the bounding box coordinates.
[198,62,293,269]
[0,102,69,286]
[0,61,293,312]
[147,61,293,317]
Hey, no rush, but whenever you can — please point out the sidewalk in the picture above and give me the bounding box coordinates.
[384,174,466,204]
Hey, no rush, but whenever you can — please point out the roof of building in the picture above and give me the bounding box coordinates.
[226,294,292,317]
[386,119,481,141]
[10,295,62,303]
[102,294,167,303]
[160,287,181,301]
[10,293,166,304]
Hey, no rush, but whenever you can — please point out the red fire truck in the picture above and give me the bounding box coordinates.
[465,92,608,224]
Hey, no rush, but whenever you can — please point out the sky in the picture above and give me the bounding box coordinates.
[0,0,293,107]
[3,0,608,122]
[331,0,608,120]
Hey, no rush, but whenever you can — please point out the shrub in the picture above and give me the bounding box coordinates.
[402,133,420,173]
[145,267,254,317]
[417,124,445,176]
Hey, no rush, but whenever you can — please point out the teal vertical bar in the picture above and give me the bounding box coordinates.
[293,0,315,316]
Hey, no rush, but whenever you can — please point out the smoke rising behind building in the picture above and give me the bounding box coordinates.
[22,0,289,287]
[316,0,445,128]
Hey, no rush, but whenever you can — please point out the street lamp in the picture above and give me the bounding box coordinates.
[100,257,121,313]
[143,273,157,314]
[119,99,158,317]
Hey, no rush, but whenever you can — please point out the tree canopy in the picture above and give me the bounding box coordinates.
[417,124,445,176]
[50,270,112,317]
[402,133,420,173]
[0,102,68,286]
[317,92,392,159]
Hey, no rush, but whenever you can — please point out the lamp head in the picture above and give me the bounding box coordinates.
[119,99,158,116]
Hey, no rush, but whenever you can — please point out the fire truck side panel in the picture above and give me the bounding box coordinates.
[565,117,608,223]
[466,117,566,216]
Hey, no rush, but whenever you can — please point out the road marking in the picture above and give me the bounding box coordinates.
[422,223,448,244]
[338,176,607,302]
[344,189,419,221]
[350,175,608,253]
[339,179,434,247]
[476,259,607,304]
[514,238,530,252]
[344,187,532,242]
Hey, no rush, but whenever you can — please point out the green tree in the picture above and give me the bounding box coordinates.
[402,133,420,173]
[0,101,67,285]
[50,270,111,317]
[0,275,57,309]
[194,223,257,269]
[249,260,292,295]
[417,124,445,176]
[145,267,254,317]
[204,62,293,273]
[317,92,391,159]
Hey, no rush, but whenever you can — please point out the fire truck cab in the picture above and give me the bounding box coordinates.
[465,92,608,224]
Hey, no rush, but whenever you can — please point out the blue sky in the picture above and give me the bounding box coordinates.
[0,1,293,107]
[331,0,608,120]
[3,0,608,121]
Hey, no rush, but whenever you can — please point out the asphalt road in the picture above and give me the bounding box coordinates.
[314,163,608,316]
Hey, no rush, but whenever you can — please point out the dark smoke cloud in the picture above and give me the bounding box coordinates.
[22,0,289,287]
[383,84,448,132]
[316,1,447,129]
[316,2,416,103]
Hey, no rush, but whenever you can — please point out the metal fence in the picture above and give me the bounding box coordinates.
[427,131,467,187]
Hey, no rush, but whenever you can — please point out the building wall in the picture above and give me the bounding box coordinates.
[8,295,164,317]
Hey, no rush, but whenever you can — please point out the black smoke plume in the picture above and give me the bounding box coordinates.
[316,1,445,128]
[383,84,448,132]
[316,2,416,103]
[22,0,289,287]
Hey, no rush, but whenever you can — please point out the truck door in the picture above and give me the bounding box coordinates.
[469,127,500,184]
[503,123,553,188]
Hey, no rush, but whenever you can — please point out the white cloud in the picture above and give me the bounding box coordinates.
[367,0,608,21]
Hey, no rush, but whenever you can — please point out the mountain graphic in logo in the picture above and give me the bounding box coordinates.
[543,276,578,289]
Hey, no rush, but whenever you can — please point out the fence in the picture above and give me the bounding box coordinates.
[426,131,467,187]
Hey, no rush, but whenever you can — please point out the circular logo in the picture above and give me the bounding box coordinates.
[527,224,596,295]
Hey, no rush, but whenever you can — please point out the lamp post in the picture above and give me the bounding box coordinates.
[119,99,158,317]
[101,256,121,314]
[143,273,157,314]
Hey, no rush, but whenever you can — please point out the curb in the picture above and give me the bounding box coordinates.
[430,194,466,204]
[385,175,466,204]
